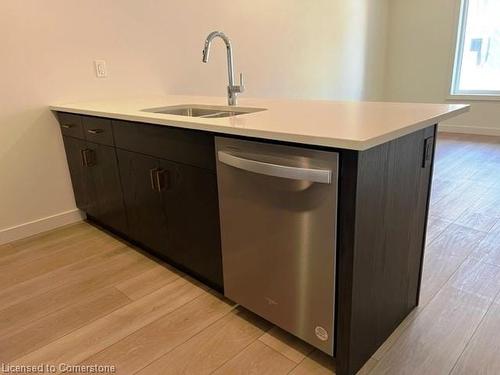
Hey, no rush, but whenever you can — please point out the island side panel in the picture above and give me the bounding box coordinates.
[335,147,359,372]
[413,126,436,306]
[335,125,436,375]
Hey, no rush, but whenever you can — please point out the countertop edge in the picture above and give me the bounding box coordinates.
[49,104,470,151]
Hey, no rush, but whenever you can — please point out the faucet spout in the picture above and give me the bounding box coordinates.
[202,31,244,106]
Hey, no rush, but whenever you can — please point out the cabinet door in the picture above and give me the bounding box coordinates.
[62,136,96,213]
[86,142,127,234]
[117,149,168,253]
[160,160,223,289]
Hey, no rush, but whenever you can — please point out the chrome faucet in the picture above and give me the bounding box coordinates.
[202,31,244,106]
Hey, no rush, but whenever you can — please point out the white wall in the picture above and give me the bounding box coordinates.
[384,0,500,134]
[0,0,388,241]
[162,1,388,101]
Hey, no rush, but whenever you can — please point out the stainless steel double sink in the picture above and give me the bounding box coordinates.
[142,104,265,119]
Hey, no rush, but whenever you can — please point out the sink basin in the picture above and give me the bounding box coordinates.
[142,104,266,118]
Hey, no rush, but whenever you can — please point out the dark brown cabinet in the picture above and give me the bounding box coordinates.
[59,113,85,138]
[159,159,222,287]
[116,150,169,254]
[113,119,222,289]
[62,136,94,212]
[116,149,222,289]
[61,136,127,235]
[59,113,223,290]
[85,142,127,234]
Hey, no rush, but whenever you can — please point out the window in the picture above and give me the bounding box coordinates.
[451,0,500,96]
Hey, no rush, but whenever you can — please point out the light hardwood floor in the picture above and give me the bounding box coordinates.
[1,132,500,375]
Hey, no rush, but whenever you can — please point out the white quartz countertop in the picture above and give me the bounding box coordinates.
[50,95,469,151]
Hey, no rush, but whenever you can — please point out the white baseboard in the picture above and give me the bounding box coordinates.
[0,209,85,245]
[438,124,500,137]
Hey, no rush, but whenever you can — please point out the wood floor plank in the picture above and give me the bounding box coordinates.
[136,307,271,375]
[0,287,130,362]
[470,221,500,267]
[6,223,97,256]
[419,251,465,306]
[137,307,271,375]
[0,227,105,269]
[288,350,336,375]
[370,258,500,375]
[426,223,487,259]
[432,143,473,177]
[115,264,180,300]
[0,245,129,310]
[212,340,296,375]
[0,249,154,337]
[417,222,487,307]
[425,215,452,245]
[433,137,497,181]
[0,234,125,289]
[429,182,490,221]
[454,209,499,232]
[259,327,314,364]
[468,161,500,187]
[490,220,500,232]
[12,278,204,367]
[78,292,234,374]
[0,244,18,258]
[451,296,500,375]
[288,350,377,375]
[465,186,500,219]
[428,178,467,207]
[456,185,500,222]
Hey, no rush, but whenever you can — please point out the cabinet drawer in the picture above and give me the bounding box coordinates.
[57,113,84,139]
[83,117,114,146]
[113,120,215,170]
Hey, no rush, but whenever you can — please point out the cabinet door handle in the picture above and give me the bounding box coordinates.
[61,124,73,129]
[80,149,88,166]
[156,169,169,191]
[87,129,104,134]
[149,168,158,191]
[422,136,434,168]
[87,149,96,166]
[81,149,95,167]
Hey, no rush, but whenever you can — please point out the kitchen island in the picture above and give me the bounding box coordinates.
[51,96,468,375]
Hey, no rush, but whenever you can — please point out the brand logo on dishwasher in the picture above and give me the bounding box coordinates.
[315,326,328,341]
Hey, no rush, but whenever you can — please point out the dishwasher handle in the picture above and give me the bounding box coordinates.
[217,151,332,184]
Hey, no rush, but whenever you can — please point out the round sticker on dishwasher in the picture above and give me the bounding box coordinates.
[315,326,328,341]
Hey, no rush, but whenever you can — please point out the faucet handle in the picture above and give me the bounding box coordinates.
[238,73,245,92]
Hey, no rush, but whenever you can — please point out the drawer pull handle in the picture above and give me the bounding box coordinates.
[87,129,104,134]
[61,124,73,129]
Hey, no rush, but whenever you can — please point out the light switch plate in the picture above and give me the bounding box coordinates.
[94,60,107,78]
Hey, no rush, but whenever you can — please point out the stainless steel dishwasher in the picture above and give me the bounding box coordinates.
[215,137,338,355]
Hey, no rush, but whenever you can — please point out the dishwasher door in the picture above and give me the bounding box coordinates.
[215,137,338,355]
